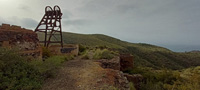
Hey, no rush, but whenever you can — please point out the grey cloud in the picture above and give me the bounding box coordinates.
[20,18,38,29]
[78,0,120,15]
[0,16,37,29]
[0,16,20,25]
[19,5,31,11]
[116,4,136,14]
[0,17,5,24]
[62,10,73,19]
[1,0,200,51]
[75,0,200,50]
[63,19,90,26]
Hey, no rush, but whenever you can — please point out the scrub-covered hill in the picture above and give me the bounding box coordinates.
[38,32,200,70]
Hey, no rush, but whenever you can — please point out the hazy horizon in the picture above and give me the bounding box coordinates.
[0,0,200,52]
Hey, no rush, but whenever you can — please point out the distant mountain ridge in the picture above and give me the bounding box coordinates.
[38,32,200,70]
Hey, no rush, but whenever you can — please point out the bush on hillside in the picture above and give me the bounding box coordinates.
[81,51,90,59]
[0,48,42,90]
[126,66,200,90]
[42,47,52,59]
[129,82,136,90]
[30,55,74,78]
[79,44,87,55]
[95,45,108,50]
[93,49,115,60]
[0,48,74,90]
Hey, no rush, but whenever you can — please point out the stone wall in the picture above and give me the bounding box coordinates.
[0,24,42,59]
[97,54,143,90]
[49,44,79,56]
[98,54,134,71]
[120,54,134,71]
[123,73,143,90]
[97,57,120,70]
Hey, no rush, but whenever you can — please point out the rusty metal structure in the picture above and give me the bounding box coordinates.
[35,5,63,48]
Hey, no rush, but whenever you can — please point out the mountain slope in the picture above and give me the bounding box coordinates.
[38,32,200,70]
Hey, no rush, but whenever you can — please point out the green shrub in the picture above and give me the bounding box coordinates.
[0,48,42,90]
[129,82,136,90]
[96,45,108,50]
[125,66,200,90]
[101,49,115,59]
[79,44,87,55]
[0,48,73,90]
[42,47,53,59]
[64,55,75,61]
[81,54,90,59]
[141,81,164,90]
[93,49,115,59]
[30,55,73,78]
[93,49,101,59]
[155,69,178,84]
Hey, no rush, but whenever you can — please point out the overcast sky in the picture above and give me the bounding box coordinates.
[0,0,200,52]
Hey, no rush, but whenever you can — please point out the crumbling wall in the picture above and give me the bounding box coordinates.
[97,54,143,90]
[97,57,120,70]
[120,54,134,71]
[49,44,79,56]
[0,24,42,59]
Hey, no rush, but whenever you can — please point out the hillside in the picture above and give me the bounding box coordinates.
[38,32,200,70]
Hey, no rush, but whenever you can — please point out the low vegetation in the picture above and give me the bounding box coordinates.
[30,55,74,78]
[54,32,200,89]
[42,47,53,59]
[53,32,200,70]
[78,44,87,55]
[79,47,118,60]
[129,82,136,90]
[93,49,115,60]
[0,48,42,90]
[125,66,200,90]
[3,32,199,89]
[0,48,73,90]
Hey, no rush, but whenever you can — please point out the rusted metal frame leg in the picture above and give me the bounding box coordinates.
[59,19,63,48]
[44,16,49,47]
[47,29,54,47]
[35,15,45,32]
[46,14,54,47]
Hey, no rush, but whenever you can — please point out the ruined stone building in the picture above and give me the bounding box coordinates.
[0,24,42,59]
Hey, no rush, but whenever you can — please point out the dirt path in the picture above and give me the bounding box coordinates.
[42,59,106,90]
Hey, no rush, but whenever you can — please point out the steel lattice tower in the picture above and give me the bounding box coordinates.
[35,5,63,48]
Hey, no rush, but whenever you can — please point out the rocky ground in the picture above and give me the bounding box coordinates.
[42,59,130,90]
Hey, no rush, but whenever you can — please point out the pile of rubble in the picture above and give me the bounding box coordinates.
[0,24,42,59]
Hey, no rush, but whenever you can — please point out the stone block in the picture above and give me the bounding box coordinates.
[120,54,134,71]
[11,25,21,30]
[1,24,10,30]
[123,73,143,90]
[97,57,120,70]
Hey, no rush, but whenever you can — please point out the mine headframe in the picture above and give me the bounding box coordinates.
[35,5,63,48]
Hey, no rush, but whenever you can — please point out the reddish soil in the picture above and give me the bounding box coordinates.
[42,59,114,90]
[42,59,129,90]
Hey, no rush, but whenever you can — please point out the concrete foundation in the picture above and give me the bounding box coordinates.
[49,44,79,56]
